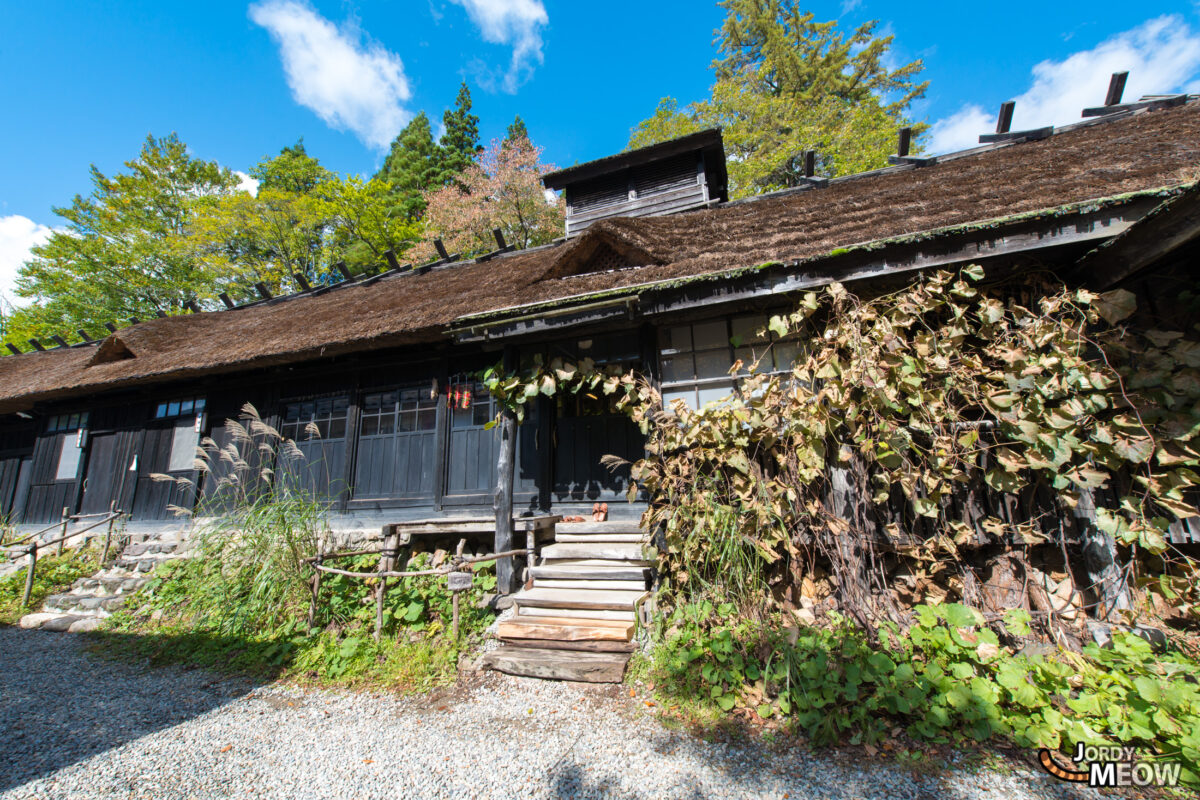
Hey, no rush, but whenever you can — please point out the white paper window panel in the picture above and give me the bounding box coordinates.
[661,387,695,412]
[697,383,734,409]
[169,421,199,473]
[694,349,733,380]
[730,314,769,345]
[658,325,692,355]
[660,354,694,383]
[691,320,729,350]
[55,437,82,481]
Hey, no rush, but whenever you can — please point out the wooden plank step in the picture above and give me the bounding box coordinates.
[480,647,629,683]
[530,564,652,581]
[516,606,636,621]
[513,587,645,611]
[500,638,636,653]
[497,616,634,642]
[533,578,647,591]
[554,523,643,535]
[540,543,648,562]
[554,533,645,543]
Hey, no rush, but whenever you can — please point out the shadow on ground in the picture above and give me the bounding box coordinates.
[0,625,275,794]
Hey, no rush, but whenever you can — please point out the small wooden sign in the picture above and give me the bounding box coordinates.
[447,571,473,592]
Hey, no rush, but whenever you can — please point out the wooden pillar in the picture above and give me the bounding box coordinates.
[56,506,68,557]
[375,527,400,641]
[1074,490,1132,619]
[494,346,519,595]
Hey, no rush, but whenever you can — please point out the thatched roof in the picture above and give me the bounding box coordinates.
[2,101,1199,413]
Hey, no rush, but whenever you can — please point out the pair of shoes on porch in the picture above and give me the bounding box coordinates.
[591,502,608,522]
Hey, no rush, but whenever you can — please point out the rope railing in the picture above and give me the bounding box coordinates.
[306,534,531,641]
[12,509,125,607]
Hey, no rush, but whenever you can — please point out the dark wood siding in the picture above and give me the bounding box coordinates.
[130,422,198,521]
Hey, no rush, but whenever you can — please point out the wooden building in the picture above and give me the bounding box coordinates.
[2,95,1199,545]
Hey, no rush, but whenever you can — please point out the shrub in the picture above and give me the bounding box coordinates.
[647,602,1200,784]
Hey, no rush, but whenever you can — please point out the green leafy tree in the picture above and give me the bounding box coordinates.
[374,113,443,221]
[629,3,928,197]
[251,139,331,195]
[5,133,239,344]
[437,82,482,184]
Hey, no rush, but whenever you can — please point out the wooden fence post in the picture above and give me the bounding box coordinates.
[375,528,400,641]
[56,506,68,557]
[100,501,116,565]
[22,543,38,607]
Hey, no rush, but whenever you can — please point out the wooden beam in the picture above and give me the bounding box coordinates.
[184,300,201,313]
[493,228,507,250]
[104,323,117,333]
[6,343,21,355]
[802,150,816,178]
[129,317,140,325]
[979,126,1052,144]
[1105,71,1129,106]
[254,282,273,300]
[384,249,402,271]
[155,310,167,318]
[433,239,451,261]
[292,273,311,292]
[218,292,235,309]
[50,335,68,348]
[1075,184,1200,289]
[896,126,912,157]
[27,339,44,351]
[494,345,519,595]
[1082,94,1186,117]
[76,329,92,342]
[336,261,353,281]
[996,100,1015,134]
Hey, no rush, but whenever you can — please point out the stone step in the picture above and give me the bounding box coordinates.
[553,533,645,543]
[530,564,652,581]
[540,543,649,562]
[532,578,647,592]
[44,592,128,616]
[516,606,636,622]
[497,615,634,642]
[480,646,629,683]
[513,587,646,611]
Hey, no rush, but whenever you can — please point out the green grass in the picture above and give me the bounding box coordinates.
[0,547,98,625]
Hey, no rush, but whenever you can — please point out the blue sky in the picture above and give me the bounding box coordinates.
[3,1,1200,303]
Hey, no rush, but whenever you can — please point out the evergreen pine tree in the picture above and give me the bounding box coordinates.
[438,82,481,184]
[374,112,442,220]
[503,115,531,149]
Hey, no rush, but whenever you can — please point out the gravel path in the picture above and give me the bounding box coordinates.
[1,627,1105,800]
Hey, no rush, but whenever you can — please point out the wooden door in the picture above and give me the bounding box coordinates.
[24,413,89,524]
[79,430,137,516]
[354,386,438,502]
[442,379,498,504]
[278,395,350,502]
[130,419,199,520]
[552,393,644,503]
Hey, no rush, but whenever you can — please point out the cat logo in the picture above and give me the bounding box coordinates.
[1038,746,1182,788]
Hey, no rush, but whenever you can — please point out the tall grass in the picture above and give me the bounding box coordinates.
[151,403,329,636]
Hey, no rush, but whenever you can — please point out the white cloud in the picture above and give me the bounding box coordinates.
[449,0,548,92]
[929,15,1200,154]
[926,104,993,154]
[235,171,260,196]
[840,0,862,15]
[249,0,411,149]
[0,215,55,308]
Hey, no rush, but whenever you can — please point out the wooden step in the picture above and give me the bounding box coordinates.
[480,647,629,683]
[530,564,652,581]
[513,587,645,611]
[540,543,649,562]
[516,606,636,621]
[500,638,636,653]
[554,533,645,543]
[533,578,647,591]
[497,615,634,642]
[555,523,643,535]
